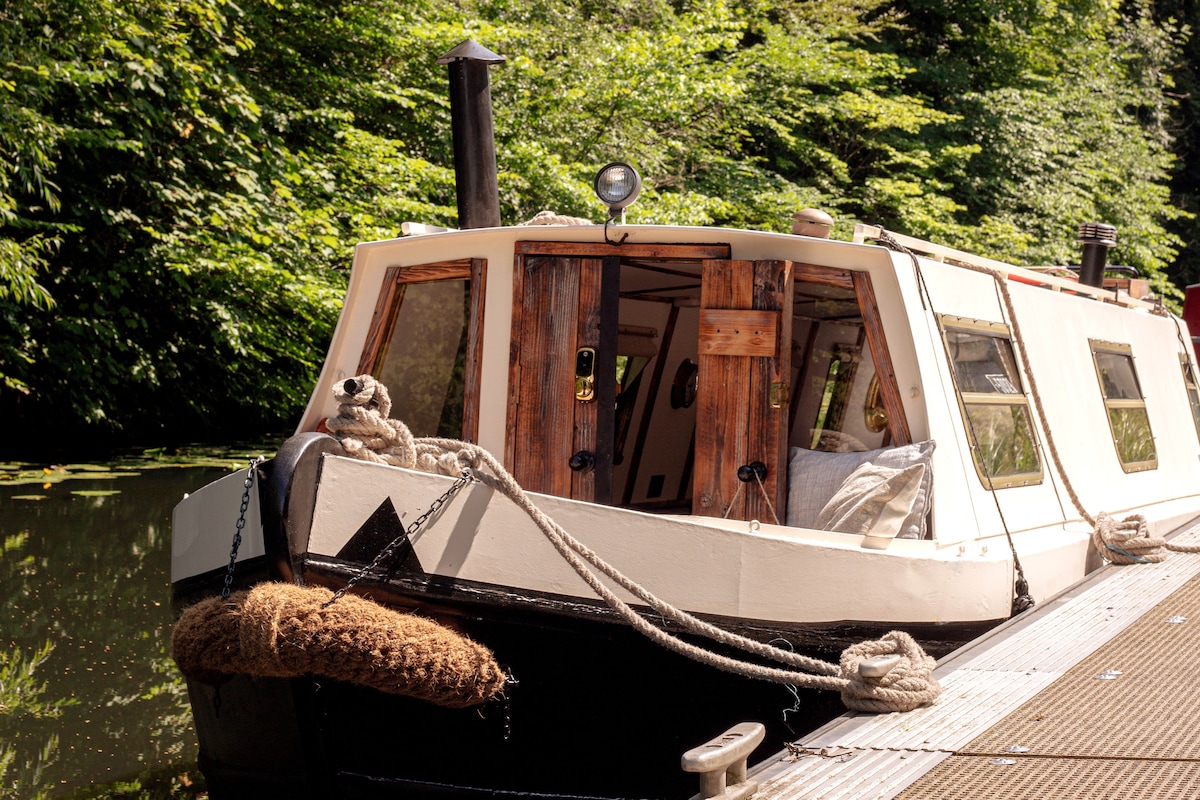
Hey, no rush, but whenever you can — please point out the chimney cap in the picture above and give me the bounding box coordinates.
[437,40,507,66]
[1078,222,1117,248]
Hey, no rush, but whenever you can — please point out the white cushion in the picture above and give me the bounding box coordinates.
[815,462,926,536]
[786,440,935,539]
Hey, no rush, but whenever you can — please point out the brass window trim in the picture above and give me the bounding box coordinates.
[1090,339,1157,473]
[939,314,1044,490]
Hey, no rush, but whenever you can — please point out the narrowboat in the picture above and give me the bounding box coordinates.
[169,42,1200,800]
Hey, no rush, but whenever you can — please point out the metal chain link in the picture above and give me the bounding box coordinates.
[222,456,264,600]
[323,470,474,607]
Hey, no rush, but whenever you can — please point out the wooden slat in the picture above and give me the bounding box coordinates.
[746,260,793,523]
[463,258,486,442]
[571,258,602,503]
[698,309,778,357]
[695,260,750,517]
[853,271,912,444]
[505,255,582,496]
[793,262,854,290]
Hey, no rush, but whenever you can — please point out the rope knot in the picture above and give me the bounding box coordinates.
[332,375,392,418]
[838,631,940,713]
[325,375,489,477]
[1091,512,1164,564]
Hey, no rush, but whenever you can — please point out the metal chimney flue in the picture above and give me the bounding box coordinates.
[1078,222,1117,288]
[437,40,505,229]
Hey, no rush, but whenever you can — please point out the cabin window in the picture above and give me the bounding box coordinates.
[357,259,485,440]
[1182,354,1200,445]
[788,275,906,454]
[940,317,1042,489]
[1090,341,1156,471]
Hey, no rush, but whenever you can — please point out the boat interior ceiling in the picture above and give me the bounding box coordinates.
[617,258,862,324]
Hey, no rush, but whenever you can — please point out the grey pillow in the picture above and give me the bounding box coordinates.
[815,462,927,536]
[786,440,936,538]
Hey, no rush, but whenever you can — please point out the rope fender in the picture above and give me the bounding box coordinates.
[324,375,941,713]
[171,582,507,708]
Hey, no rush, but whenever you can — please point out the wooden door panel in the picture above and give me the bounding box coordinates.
[506,254,606,502]
[570,257,602,501]
[507,255,585,496]
[693,260,793,521]
[747,260,794,521]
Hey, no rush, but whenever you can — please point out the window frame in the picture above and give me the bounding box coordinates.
[939,315,1044,490]
[1089,339,1157,473]
[356,258,486,442]
[1181,352,1200,447]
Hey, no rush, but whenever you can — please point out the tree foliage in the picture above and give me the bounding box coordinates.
[0,0,1191,451]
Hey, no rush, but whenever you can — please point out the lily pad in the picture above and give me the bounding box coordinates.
[70,490,122,497]
[10,495,48,501]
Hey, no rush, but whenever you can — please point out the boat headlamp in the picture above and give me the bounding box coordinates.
[594,162,641,223]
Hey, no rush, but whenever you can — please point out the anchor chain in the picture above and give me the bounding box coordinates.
[222,456,264,600]
[323,470,474,607]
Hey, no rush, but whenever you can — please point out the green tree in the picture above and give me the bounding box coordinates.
[0,0,1189,449]
[880,0,1187,302]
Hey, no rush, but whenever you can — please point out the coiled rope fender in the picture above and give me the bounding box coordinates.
[325,375,941,713]
[172,582,507,708]
[1090,512,1200,565]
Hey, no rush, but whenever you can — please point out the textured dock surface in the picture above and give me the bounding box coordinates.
[746,520,1200,800]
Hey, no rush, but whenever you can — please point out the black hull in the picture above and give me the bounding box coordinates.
[180,562,996,799]
[175,437,1002,799]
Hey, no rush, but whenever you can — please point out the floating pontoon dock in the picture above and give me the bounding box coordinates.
[730,518,1200,800]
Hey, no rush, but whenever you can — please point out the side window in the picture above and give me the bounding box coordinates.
[1181,353,1200,445]
[1091,341,1156,471]
[358,259,485,440]
[940,316,1042,488]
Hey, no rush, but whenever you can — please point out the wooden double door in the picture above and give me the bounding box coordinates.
[504,241,794,521]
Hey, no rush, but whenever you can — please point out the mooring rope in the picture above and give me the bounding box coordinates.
[323,375,940,713]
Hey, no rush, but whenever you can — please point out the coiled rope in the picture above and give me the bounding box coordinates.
[324,375,940,713]
[1090,512,1200,564]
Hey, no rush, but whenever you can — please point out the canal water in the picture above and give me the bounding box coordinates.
[1,446,851,799]
[0,448,270,799]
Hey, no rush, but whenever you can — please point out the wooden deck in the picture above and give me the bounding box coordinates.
[741,517,1200,800]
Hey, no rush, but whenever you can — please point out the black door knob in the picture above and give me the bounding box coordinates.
[568,451,595,472]
[737,462,768,483]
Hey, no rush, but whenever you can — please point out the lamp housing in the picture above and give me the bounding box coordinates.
[594,163,642,221]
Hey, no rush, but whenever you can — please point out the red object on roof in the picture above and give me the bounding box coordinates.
[1184,284,1200,361]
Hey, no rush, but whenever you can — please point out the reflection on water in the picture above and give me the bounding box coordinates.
[0,453,263,798]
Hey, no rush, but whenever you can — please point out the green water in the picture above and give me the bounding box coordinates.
[0,449,268,799]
